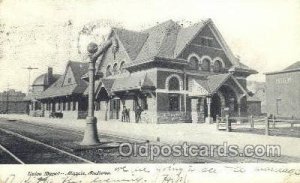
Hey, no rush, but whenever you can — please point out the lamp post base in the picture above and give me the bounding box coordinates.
[80,116,100,146]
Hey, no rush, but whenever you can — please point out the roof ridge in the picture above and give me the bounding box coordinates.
[142,19,178,33]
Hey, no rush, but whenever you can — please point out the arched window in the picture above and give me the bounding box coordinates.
[119,61,125,73]
[113,63,118,75]
[189,56,199,70]
[168,77,180,90]
[213,60,222,72]
[106,65,112,76]
[202,59,211,71]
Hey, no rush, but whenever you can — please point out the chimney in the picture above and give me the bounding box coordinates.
[47,67,53,86]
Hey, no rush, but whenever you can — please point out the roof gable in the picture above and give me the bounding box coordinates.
[62,66,76,86]
[37,61,89,99]
[174,21,206,57]
[113,28,148,60]
[135,20,180,61]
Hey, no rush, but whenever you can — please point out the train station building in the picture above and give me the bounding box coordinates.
[265,61,300,118]
[27,19,257,123]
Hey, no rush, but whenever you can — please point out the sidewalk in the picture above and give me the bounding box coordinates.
[1,114,300,158]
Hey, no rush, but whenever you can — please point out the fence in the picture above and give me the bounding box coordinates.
[216,115,300,136]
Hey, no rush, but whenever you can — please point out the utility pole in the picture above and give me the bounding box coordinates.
[22,66,38,92]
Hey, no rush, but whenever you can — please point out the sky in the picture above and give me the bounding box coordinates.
[0,0,299,93]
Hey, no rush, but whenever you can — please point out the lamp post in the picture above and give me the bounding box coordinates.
[80,42,101,146]
[80,39,115,146]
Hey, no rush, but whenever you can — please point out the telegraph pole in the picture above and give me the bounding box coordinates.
[22,66,38,92]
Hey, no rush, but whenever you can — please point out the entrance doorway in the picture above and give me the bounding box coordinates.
[211,94,221,121]
[110,99,120,119]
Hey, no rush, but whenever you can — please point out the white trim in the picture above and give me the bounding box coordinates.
[212,57,225,68]
[200,55,213,72]
[187,53,201,63]
[200,36,213,40]
[208,23,238,65]
[200,55,213,64]
[165,74,183,91]
[156,89,188,94]
[230,76,249,97]
[190,43,223,51]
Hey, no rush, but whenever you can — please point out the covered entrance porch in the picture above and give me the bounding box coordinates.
[189,73,249,123]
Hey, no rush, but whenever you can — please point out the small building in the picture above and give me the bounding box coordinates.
[30,19,257,123]
[265,61,300,118]
[247,95,261,116]
[247,81,266,114]
[24,67,61,117]
[35,61,89,119]
[0,89,28,114]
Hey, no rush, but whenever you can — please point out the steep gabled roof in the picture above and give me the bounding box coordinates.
[134,20,179,61]
[191,73,249,96]
[68,61,89,85]
[37,61,88,99]
[174,21,206,57]
[193,73,231,94]
[113,28,148,60]
[206,73,232,93]
[109,19,256,75]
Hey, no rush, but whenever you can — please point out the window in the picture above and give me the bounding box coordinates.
[189,56,199,70]
[67,78,72,83]
[168,77,180,90]
[113,63,118,75]
[120,61,125,73]
[200,37,213,47]
[202,59,211,71]
[169,94,180,111]
[213,60,222,72]
[106,65,112,77]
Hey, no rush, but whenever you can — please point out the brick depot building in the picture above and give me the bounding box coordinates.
[28,19,257,123]
[265,61,300,118]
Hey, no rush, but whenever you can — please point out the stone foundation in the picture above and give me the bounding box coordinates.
[157,111,192,124]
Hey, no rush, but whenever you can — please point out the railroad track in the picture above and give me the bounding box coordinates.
[0,128,94,164]
[0,119,291,163]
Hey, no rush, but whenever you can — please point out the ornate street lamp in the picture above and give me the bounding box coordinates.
[80,39,115,146]
[80,42,101,145]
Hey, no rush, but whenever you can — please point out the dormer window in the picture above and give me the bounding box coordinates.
[213,60,222,72]
[202,59,211,71]
[113,63,118,75]
[189,56,199,70]
[120,61,125,73]
[106,65,112,77]
[187,54,200,70]
[200,37,213,47]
